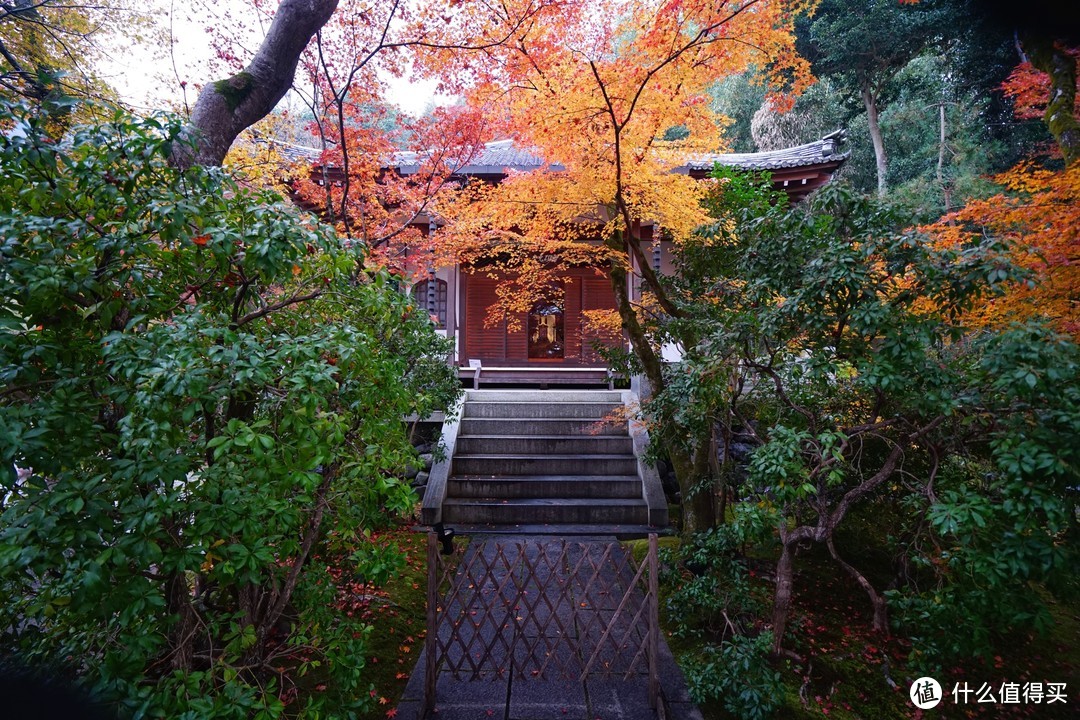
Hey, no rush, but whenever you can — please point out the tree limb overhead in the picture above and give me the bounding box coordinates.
[174,0,339,168]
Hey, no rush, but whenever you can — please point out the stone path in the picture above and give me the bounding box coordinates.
[394,536,702,720]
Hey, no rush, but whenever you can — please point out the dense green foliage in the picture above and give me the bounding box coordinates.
[684,632,782,720]
[660,526,782,719]
[713,0,1048,216]
[0,102,458,717]
[655,167,1078,680]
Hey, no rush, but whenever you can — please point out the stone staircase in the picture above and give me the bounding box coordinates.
[423,390,667,534]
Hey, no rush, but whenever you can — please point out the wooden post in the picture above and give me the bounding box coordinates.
[647,532,659,710]
[424,531,439,718]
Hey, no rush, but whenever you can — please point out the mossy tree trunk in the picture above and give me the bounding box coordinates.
[1022,35,1080,167]
[175,0,340,168]
[605,227,716,534]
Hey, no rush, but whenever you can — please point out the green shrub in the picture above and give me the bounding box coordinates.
[685,632,783,720]
[0,101,458,717]
[662,526,767,642]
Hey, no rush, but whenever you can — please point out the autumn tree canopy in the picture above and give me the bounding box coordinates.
[924,128,1080,341]
[428,0,817,531]
[179,0,567,168]
[919,8,1080,339]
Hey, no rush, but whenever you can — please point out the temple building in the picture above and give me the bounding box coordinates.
[286,131,848,386]
[396,131,848,386]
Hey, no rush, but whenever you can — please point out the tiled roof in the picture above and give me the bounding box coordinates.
[394,139,565,174]
[679,130,849,172]
[245,137,321,165]
[273,130,848,175]
[399,131,848,174]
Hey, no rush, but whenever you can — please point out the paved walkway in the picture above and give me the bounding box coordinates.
[394,536,702,720]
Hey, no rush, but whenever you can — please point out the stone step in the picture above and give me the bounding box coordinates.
[448,475,642,499]
[453,454,639,477]
[458,417,628,437]
[465,389,623,403]
[426,522,669,538]
[464,401,623,419]
[442,497,649,525]
[455,435,634,455]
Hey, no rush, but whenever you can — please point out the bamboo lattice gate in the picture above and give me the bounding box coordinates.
[423,533,660,717]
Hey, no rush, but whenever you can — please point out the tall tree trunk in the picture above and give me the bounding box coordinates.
[661,449,709,533]
[165,569,197,671]
[861,80,888,197]
[711,421,729,525]
[937,101,952,213]
[771,537,796,655]
[174,0,340,168]
[1022,35,1080,166]
[605,236,713,533]
[691,425,717,528]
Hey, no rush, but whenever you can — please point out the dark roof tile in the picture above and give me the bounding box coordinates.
[679,130,849,171]
[272,130,848,175]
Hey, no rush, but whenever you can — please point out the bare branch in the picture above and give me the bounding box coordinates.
[233,289,323,328]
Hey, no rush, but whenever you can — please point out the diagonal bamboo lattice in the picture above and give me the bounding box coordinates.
[423,533,659,715]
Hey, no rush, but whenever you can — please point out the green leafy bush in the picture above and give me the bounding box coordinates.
[0,102,458,717]
[662,525,768,642]
[662,527,782,717]
[685,632,783,720]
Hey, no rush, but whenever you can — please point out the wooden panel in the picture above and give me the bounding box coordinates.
[464,269,620,365]
[563,276,583,361]
[581,273,620,364]
[506,306,527,362]
[464,274,507,362]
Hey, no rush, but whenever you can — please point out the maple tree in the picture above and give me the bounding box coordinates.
[1014,38,1080,166]
[924,162,1080,339]
[922,36,1079,340]
[221,110,311,195]
[178,0,562,164]
[286,0,561,250]
[1000,46,1080,125]
[430,0,817,532]
[185,0,569,269]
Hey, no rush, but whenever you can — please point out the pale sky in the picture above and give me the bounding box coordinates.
[99,1,446,120]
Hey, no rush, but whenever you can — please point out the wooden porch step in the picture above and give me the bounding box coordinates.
[458,366,615,388]
[463,401,623,419]
[424,523,671,538]
[455,434,634,455]
[458,417,628,436]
